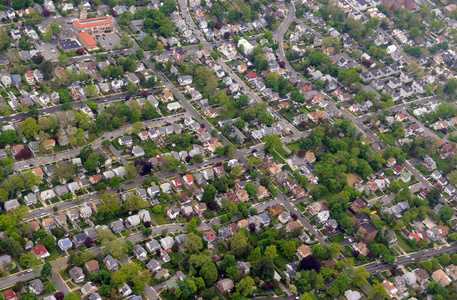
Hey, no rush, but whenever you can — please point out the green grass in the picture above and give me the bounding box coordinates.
[275,147,290,158]
[271,150,285,164]
[274,253,290,270]
[286,141,301,152]
[60,269,70,281]
[170,252,182,263]
[49,248,62,261]
[396,233,415,253]
[328,233,346,243]
[215,243,228,255]
[151,212,172,225]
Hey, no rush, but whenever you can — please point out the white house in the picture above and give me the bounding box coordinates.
[177,75,192,85]
[167,102,182,111]
[238,38,254,55]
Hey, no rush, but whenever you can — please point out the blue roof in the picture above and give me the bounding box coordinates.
[58,238,72,250]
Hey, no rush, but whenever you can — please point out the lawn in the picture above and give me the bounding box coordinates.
[271,150,285,164]
[151,212,172,225]
[328,233,346,243]
[274,253,291,270]
[396,233,415,253]
[275,147,290,159]
[215,243,228,255]
[170,252,182,263]
[286,141,301,152]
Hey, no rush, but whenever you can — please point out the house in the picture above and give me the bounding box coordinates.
[167,102,182,111]
[344,290,361,300]
[133,245,147,261]
[4,199,20,212]
[432,269,451,286]
[353,213,378,242]
[160,236,174,250]
[178,75,192,85]
[278,211,291,224]
[118,283,132,297]
[69,266,85,283]
[414,268,429,284]
[81,282,97,297]
[382,280,398,298]
[296,244,312,260]
[118,136,133,146]
[423,155,437,170]
[445,264,457,281]
[286,221,300,233]
[155,269,170,280]
[393,165,405,175]
[84,260,100,274]
[57,238,72,252]
[29,279,44,295]
[147,258,161,272]
[32,244,50,259]
[203,231,217,243]
[2,290,17,300]
[145,240,161,253]
[24,193,38,206]
[195,203,207,216]
[110,220,124,234]
[215,279,234,293]
[126,215,141,227]
[218,227,232,240]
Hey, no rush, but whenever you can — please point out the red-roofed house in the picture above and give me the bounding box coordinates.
[395,113,407,122]
[393,165,405,175]
[2,290,17,300]
[182,174,194,187]
[32,244,50,258]
[246,72,257,79]
[170,178,182,191]
[202,231,217,243]
[25,71,35,85]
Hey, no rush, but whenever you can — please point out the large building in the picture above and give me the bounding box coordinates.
[73,15,114,35]
[77,32,98,51]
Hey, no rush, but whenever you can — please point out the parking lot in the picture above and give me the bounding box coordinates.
[93,32,121,50]
[35,41,60,60]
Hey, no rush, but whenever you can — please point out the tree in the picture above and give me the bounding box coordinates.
[19,252,41,269]
[54,292,64,300]
[123,194,148,212]
[42,235,56,252]
[112,262,144,284]
[281,240,297,258]
[199,262,218,285]
[440,254,451,267]
[439,206,453,222]
[228,232,249,258]
[186,219,197,233]
[108,176,121,189]
[184,232,203,252]
[369,283,388,300]
[250,257,275,280]
[264,245,278,260]
[354,227,366,242]
[263,134,283,151]
[18,294,38,300]
[41,261,53,277]
[43,281,56,293]
[20,118,39,140]
[63,292,80,300]
[299,255,321,273]
[237,277,255,296]
[352,266,369,288]
[6,238,23,258]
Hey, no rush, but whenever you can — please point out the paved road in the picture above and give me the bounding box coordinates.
[365,244,457,273]
[13,113,190,171]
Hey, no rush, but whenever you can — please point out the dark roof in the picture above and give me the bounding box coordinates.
[362,222,378,234]
[59,39,80,50]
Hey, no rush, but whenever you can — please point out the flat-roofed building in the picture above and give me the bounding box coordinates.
[73,15,114,34]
